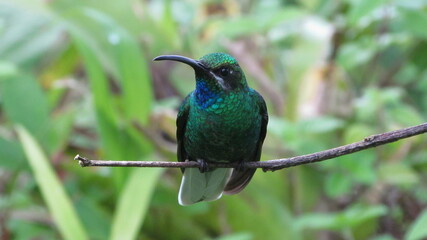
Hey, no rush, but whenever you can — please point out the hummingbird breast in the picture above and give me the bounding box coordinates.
[184,90,262,163]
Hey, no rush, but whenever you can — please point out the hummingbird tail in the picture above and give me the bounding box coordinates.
[223,168,256,195]
[178,168,232,206]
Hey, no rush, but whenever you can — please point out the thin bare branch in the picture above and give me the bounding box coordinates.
[75,122,427,172]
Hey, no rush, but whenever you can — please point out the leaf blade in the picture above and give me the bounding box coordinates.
[405,209,427,240]
[110,167,162,240]
[16,125,89,240]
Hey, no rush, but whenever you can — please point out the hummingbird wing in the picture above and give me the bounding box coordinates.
[176,94,191,171]
[224,90,268,194]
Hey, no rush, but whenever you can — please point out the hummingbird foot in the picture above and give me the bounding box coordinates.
[197,159,210,173]
[235,160,246,172]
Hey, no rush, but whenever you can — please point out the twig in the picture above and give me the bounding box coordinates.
[75,122,427,172]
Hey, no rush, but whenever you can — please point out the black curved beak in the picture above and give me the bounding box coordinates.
[153,55,207,72]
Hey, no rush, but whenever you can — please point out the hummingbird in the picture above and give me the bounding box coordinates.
[153,53,268,205]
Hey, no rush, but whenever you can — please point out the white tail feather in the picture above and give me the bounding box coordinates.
[178,168,232,206]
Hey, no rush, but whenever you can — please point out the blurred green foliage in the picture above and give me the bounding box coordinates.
[1,0,427,239]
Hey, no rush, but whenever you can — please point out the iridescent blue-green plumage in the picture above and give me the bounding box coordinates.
[154,53,268,205]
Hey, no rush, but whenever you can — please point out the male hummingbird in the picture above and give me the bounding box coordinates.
[153,53,268,205]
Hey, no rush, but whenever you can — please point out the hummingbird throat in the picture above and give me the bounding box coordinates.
[194,80,224,109]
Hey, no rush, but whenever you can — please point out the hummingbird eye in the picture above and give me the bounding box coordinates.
[219,67,231,77]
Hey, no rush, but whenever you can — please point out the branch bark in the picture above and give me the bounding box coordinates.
[75,122,427,172]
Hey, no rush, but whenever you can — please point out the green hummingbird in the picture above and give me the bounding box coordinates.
[153,53,268,205]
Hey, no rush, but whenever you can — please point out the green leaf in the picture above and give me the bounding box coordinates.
[295,212,339,230]
[0,137,26,170]
[339,40,376,69]
[397,8,427,40]
[72,38,122,159]
[217,7,305,38]
[61,8,153,124]
[72,8,153,124]
[47,108,76,153]
[16,125,88,240]
[387,104,423,127]
[110,167,162,240]
[76,197,111,240]
[65,7,154,191]
[344,124,375,144]
[298,116,344,134]
[296,204,387,230]
[0,61,18,79]
[345,151,377,184]
[8,219,57,240]
[224,183,300,240]
[405,209,427,240]
[0,2,63,70]
[347,0,388,26]
[343,204,387,227]
[215,233,253,240]
[1,74,51,145]
[378,162,419,186]
[64,8,153,159]
[325,172,352,198]
[371,235,397,240]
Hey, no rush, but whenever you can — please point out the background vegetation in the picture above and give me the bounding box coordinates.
[1,0,427,239]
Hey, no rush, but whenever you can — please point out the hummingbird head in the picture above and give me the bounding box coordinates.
[153,53,247,91]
